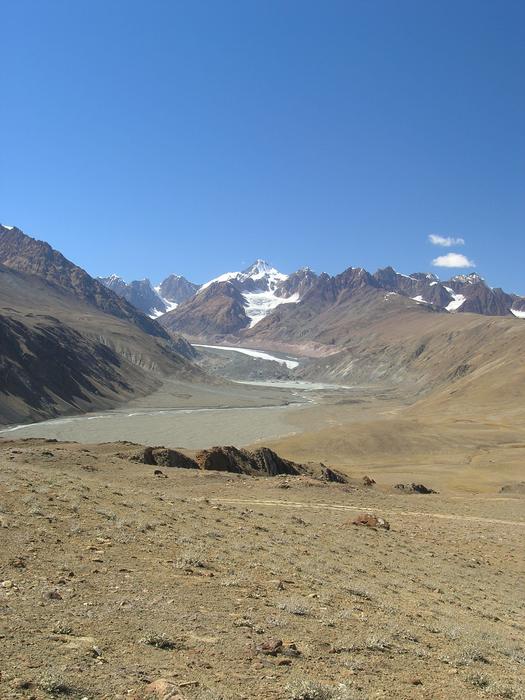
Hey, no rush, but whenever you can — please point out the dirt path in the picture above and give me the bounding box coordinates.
[203,496,525,527]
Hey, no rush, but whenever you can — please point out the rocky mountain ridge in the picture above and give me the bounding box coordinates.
[0,226,168,338]
[157,261,525,342]
[100,259,525,338]
[0,226,203,423]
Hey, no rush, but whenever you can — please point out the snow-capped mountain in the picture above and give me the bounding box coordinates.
[199,259,301,327]
[100,259,525,339]
[157,260,313,338]
[98,275,170,318]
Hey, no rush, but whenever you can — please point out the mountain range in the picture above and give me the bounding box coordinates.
[2,223,524,431]
[99,259,525,342]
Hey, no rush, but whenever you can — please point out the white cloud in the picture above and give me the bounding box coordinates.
[429,234,465,247]
[432,253,476,268]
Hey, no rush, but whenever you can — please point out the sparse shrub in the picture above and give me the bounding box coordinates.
[141,632,183,650]
[345,587,373,601]
[191,690,226,700]
[454,647,490,667]
[467,672,490,689]
[175,555,207,569]
[286,679,355,700]
[39,673,74,695]
[175,547,207,569]
[96,508,117,521]
[278,597,311,616]
[52,622,73,635]
[366,636,391,652]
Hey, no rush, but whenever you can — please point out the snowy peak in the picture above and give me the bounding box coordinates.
[200,259,287,293]
[451,273,484,285]
[99,275,168,317]
[242,259,275,276]
[196,260,297,326]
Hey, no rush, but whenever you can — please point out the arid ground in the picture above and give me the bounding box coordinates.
[0,438,523,700]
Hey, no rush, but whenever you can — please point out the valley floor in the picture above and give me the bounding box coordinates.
[2,369,524,493]
[0,440,523,699]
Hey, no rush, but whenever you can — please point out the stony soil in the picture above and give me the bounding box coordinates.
[0,439,524,699]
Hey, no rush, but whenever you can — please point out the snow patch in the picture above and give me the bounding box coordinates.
[106,273,125,283]
[411,295,431,305]
[199,270,242,290]
[244,291,299,327]
[510,308,525,319]
[393,270,416,280]
[198,259,299,326]
[194,344,299,369]
[149,298,178,318]
[1,224,14,230]
[446,294,466,312]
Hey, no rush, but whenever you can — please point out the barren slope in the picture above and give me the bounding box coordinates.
[0,263,202,424]
[0,440,523,700]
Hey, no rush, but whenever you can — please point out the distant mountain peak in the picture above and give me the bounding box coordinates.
[243,259,275,275]
[451,273,484,284]
[106,273,125,283]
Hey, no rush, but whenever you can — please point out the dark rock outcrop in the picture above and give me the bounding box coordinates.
[394,483,437,494]
[130,443,348,482]
[132,446,199,469]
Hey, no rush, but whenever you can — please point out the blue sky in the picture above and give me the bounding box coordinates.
[2,1,524,292]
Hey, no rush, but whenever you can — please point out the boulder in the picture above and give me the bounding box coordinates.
[352,513,390,530]
[132,447,198,470]
[394,483,437,494]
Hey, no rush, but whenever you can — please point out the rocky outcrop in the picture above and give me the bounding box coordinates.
[394,483,437,494]
[130,443,348,482]
[195,445,303,476]
[132,447,199,470]
[194,445,255,473]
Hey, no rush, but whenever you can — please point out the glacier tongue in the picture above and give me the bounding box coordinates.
[243,290,300,327]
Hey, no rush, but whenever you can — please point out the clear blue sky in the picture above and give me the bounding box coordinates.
[2,1,524,292]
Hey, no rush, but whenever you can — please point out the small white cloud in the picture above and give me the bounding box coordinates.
[432,253,475,268]
[429,234,465,247]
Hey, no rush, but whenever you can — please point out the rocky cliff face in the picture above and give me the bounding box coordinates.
[102,253,524,342]
[158,274,199,304]
[99,275,167,317]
